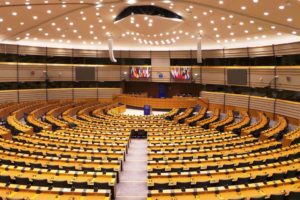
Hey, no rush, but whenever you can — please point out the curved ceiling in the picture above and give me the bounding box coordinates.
[0,0,299,51]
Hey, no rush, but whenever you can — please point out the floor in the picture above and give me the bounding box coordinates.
[123,108,167,116]
[116,139,148,200]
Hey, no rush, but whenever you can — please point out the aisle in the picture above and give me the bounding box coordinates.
[116,139,148,200]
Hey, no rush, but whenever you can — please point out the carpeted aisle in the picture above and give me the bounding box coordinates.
[116,139,148,200]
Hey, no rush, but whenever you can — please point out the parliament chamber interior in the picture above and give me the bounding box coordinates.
[0,0,300,200]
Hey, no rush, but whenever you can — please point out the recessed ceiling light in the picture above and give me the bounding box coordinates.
[263,12,269,16]
[241,6,247,10]
[127,0,137,4]
[287,18,293,22]
[278,5,285,10]
[12,12,17,16]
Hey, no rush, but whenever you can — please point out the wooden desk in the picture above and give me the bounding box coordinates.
[114,95,207,109]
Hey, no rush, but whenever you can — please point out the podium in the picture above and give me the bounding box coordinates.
[144,105,151,116]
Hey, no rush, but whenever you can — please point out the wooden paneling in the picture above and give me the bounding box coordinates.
[48,88,73,100]
[249,96,275,114]
[276,66,300,91]
[19,64,46,82]
[98,88,122,98]
[225,93,249,111]
[0,90,18,103]
[276,100,300,120]
[19,89,46,101]
[74,88,97,99]
[97,66,121,81]
[151,66,170,83]
[200,91,225,105]
[202,66,225,85]
[250,66,275,88]
[0,63,17,82]
[47,65,73,81]
[115,95,199,109]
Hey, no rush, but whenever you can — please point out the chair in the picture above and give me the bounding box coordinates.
[47,164,60,170]
[253,174,267,183]
[228,197,246,200]
[52,180,69,188]
[287,190,300,200]
[176,181,191,189]
[285,170,297,178]
[218,178,232,187]
[62,166,76,171]
[154,183,169,190]
[32,178,49,187]
[15,177,31,186]
[0,175,10,184]
[250,195,266,200]
[196,180,210,188]
[93,181,110,190]
[270,172,284,181]
[30,163,43,168]
[6,197,25,200]
[82,166,94,172]
[269,193,285,200]
[236,177,250,185]
[72,180,90,189]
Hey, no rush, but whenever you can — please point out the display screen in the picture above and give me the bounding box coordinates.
[227,69,248,85]
[130,66,151,79]
[75,67,96,81]
[170,67,191,80]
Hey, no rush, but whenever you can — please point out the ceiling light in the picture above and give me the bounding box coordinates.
[278,5,285,10]
[287,18,293,22]
[127,0,137,4]
[241,6,246,10]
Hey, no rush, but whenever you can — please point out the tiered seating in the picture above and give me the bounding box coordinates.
[146,107,300,200]
[241,112,269,137]
[260,115,287,141]
[283,127,300,147]
[164,108,180,120]
[196,108,220,128]
[173,107,194,123]
[184,106,207,126]
[224,111,250,134]
[210,110,234,131]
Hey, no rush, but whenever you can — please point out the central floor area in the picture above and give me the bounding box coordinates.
[123,108,167,116]
[116,139,148,200]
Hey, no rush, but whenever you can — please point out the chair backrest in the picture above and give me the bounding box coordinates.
[288,190,300,200]
[250,195,266,200]
[269,193,285,200]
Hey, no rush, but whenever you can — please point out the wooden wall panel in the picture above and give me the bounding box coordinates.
[97,66,121,81]
[0,63,17,82]
[202,66,225,85]
[225,94,249,109]
[19,64,46,82]
[98,88,122,98]
[19,89,46,102]
[200,91,225,105]
[74,88,97,99]
[192,67,200,83]
[47,65,73,81]
[250,66,275,88]
[0,90,18,103]
[48,88,73,100]
[152,66,170,82]
[276,100,300,120]
[276,66,300,91]
[249,96,275,113]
